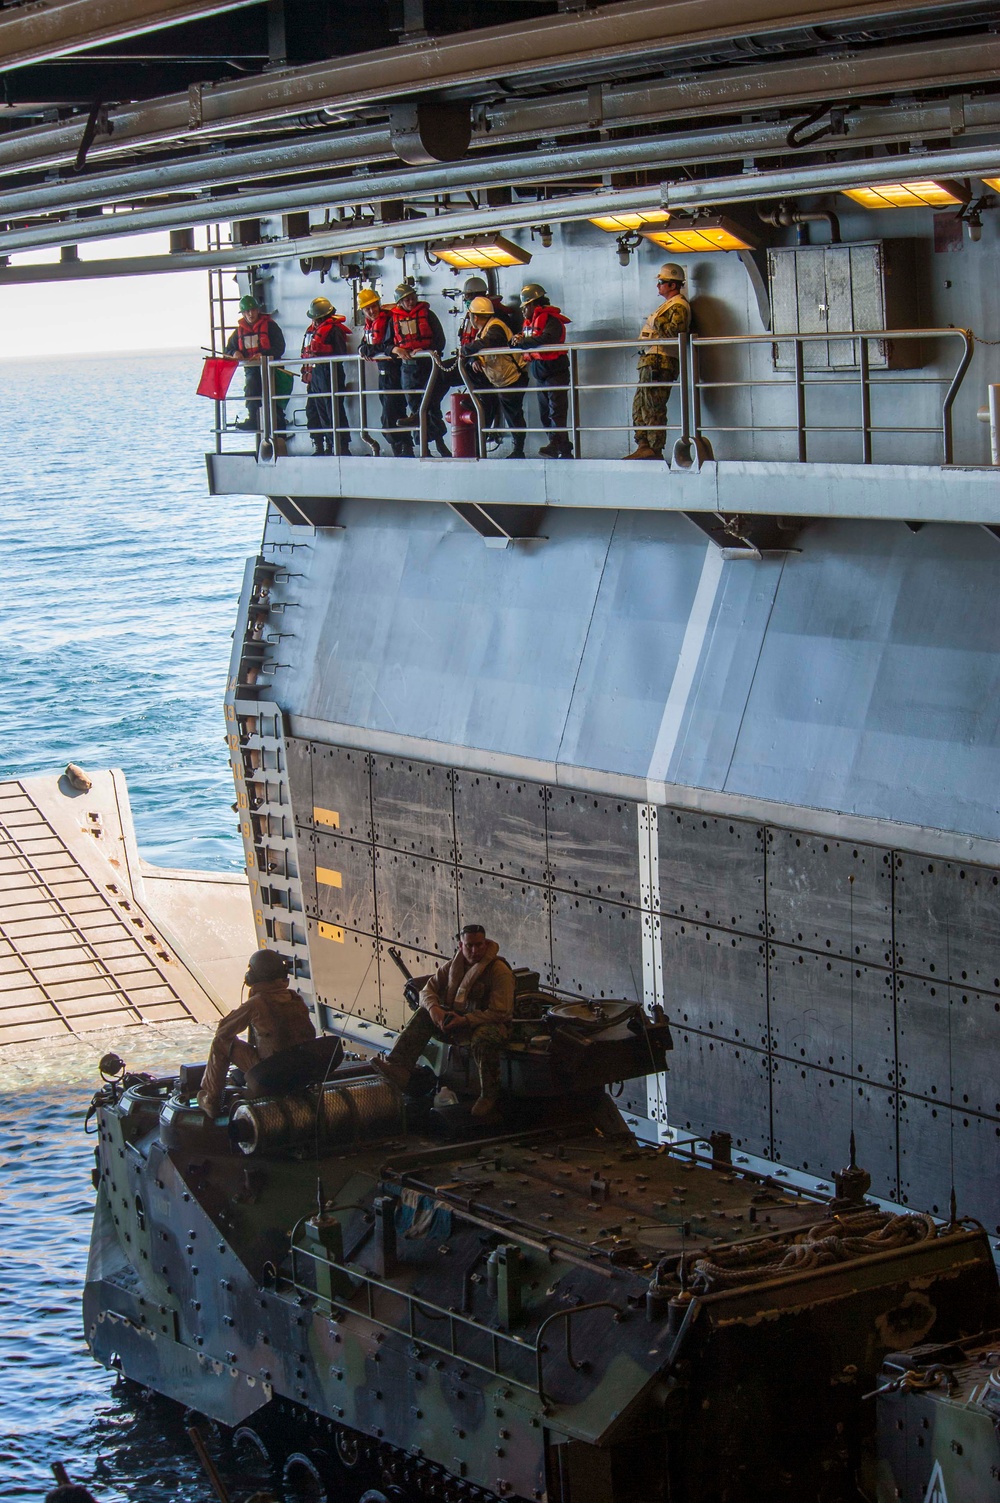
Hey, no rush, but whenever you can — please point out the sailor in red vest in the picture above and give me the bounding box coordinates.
[224,294,286,433]
[390,282,450,456]
[358,287,413,458]
[301,296,351,456]
[512,282,573,458]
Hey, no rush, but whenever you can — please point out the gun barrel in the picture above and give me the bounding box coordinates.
[386,945,413,981]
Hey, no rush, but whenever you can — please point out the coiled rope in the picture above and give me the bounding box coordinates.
[685,1210,938,1292]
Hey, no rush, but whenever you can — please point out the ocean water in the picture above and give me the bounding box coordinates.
[0,353,266,1499]
[0,1026,255,1503]
[0,350,262,871]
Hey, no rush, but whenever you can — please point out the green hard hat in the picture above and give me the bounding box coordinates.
[520,282,546,306]
[308,296,333,320]
[238,294,259,313]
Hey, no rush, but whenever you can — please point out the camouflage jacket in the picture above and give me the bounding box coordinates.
[637,293,691,370]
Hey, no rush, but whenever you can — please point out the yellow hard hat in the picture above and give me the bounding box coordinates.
[469,296,494,316]
[358,287,380,310]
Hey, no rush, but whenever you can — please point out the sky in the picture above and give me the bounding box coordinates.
[0,231,217,356]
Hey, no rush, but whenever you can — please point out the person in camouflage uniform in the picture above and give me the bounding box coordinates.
[373,924,514,1118]
[626,262,691,459]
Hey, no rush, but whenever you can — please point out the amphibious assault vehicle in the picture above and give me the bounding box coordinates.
[85,994,999,1503]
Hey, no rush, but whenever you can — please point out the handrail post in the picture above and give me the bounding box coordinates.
[941,328,974,465]
[457,354,487,457]
[417,353,433,458]
[257,354,274,462]
[690,337,703,449]
[859,336,872,463]
[358,351,379,455]
[569,347,582,460]
[677,332,691,447]
[792,339,806,463]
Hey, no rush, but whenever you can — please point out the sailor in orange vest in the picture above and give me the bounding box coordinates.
[390,283,450,456]
[301,296,351,456]
[224,294,285,433]
[358,287,413,458]
[512,282,573,458]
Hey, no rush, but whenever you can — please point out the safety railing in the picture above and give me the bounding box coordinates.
[214,325,973,468]
[213,341,687,463]
[689,327,973,467]
[284,1229,629,1406]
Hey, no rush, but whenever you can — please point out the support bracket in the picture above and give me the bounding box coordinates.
[448,502,546,549]
[684,511,802,559]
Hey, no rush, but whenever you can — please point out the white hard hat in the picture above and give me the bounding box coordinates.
[658,263,686,283]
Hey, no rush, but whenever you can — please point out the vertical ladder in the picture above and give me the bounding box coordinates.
[224,538,315,1015]
[206,223,241,358]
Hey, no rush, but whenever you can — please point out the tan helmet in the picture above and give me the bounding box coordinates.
[468,296,494,316]
[357,287,380,310]
[658,262,686,285]
[308,296,333,319]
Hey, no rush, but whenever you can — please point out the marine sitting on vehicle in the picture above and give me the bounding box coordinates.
[373,923,515,1118]
[197,948,316,1117]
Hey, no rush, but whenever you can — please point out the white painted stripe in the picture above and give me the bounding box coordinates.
[645,545,725,799]
[637,804,656,1010]
[637,803,669,1136]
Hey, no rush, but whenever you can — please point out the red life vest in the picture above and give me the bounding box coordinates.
[364,306,395,347]
[392,299,435,352]
[521,304,570,361]
[301,314,349,360]
[234,313,278,359]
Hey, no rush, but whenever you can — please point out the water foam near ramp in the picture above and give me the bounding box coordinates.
[0,770,248,1046]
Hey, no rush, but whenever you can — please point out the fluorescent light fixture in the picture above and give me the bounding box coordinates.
[430,233,531,268]
[979,176,1000,192]
[841,180,969,208]
[641,214,758,252]
[588,209,671,232]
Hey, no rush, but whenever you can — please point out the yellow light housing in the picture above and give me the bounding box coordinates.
[641,214,759,252]
[980,176,1000,192]
[588,209,671,232]
[841,180,969,208]
[430,234,531,268]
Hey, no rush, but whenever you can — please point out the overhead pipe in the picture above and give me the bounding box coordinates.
[7,120,1000,261]
[7,88,1000,224]
[659,144,1000,211]
[0,185,665,280]
[0,4,994,180]
[0,127,391,219]
[758,202,841,242]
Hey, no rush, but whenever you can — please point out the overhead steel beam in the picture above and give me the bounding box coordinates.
[0,0,262,72]
[0,0,989,177]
